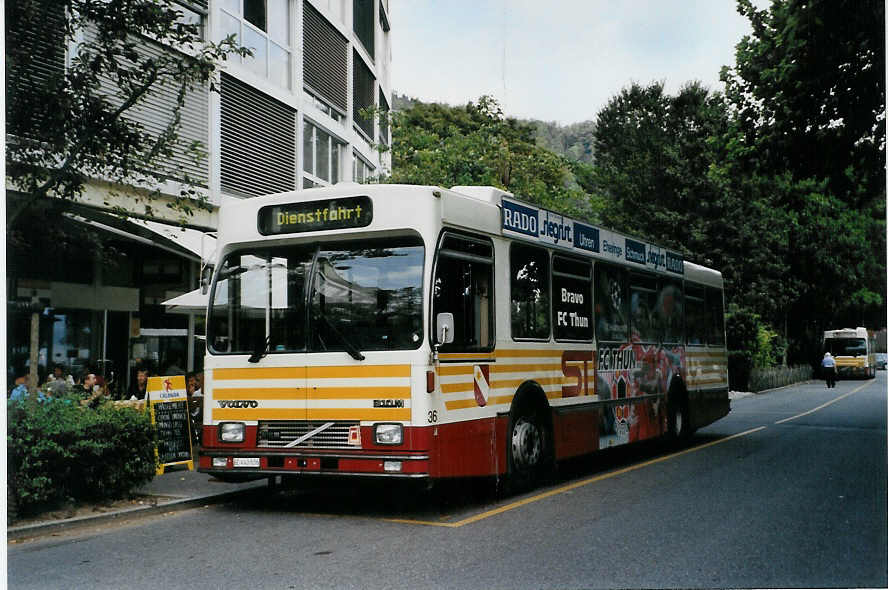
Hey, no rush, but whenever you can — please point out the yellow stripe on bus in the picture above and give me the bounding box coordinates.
[687,378,728,386]
[213,386,411,400]
[438,365,475,377]
[213,367,302,380]
[491,363,562,374]
[213,365,411,381]
[306,365,411,379]
[312,386,411,399]
[440,382,472,394]
[211,408,410,421]
[492,376,564,389]
[496,349,564,358]
[214,388,303,400]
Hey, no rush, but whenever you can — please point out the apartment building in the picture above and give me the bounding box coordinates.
[5,0,393,392]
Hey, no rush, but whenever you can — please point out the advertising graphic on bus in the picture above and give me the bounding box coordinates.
[198,184,730,486]
[822,327,877,378]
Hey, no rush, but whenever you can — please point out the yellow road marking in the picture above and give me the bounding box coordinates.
[775,382,870,424]
[385,426,767,528]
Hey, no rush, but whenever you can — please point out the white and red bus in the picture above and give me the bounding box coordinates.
[198,184,729,487]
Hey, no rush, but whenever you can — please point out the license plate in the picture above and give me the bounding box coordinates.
[233,457,260,468]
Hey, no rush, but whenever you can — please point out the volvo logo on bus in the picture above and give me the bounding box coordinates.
[217,400,259,408]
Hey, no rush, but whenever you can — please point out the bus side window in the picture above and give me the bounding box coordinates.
[510,243,551,340]
[705,287,725,346]
[658,278,683,345]
[593,262,628,342]
[552,256,593,342]
[685,283,705,346]
[433,233,494,351]
[629,272,659,343]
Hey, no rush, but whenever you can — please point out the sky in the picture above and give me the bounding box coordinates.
[390,0,768,124]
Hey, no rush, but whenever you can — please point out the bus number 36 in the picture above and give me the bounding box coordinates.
[428,410,438,423]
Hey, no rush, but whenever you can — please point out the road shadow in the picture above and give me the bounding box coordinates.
[218,433,731,524]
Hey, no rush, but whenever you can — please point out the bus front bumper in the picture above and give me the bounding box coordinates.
[198,449,431,479]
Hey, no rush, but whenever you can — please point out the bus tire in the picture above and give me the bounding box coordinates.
[506,386,553,492]
[668,386,691,442]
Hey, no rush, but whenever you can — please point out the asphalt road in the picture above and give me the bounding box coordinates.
[9,373,887,589]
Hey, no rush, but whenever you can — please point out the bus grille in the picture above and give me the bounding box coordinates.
[257,421,358,449]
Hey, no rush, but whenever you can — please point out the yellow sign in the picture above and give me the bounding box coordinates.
[147,375,194,474]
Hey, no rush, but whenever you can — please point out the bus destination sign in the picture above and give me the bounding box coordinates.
[501,197,683,275]
[258,196,373,235]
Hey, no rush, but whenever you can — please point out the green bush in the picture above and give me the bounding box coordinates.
[7,396,157,515]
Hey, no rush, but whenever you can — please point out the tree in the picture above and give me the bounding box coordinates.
[721,0,886,349]
[589,81,794,323]
[5,0,249,229]
[382,95,603,222]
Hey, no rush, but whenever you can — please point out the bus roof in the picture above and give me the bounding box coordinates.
[216,183,722,286]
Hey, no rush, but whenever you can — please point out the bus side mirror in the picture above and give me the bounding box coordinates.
[436,313,454,345]
[200,264,214,295]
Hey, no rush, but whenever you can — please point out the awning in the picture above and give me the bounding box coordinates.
[161,288,208,315]
[134,218,216,262]
[62,204,216,263]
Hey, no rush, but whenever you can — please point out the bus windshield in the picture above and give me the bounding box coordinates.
[208,236,424,356]
[824,337,867,356]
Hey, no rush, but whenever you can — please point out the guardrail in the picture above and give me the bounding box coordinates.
[748,365,813,392]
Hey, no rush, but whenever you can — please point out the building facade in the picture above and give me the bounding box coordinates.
[6,0,393,394]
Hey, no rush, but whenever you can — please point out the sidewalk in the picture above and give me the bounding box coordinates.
[8,467,268,542]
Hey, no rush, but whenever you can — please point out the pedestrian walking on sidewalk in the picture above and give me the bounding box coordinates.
[821,352,837,388]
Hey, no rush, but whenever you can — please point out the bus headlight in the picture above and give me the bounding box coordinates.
[219,422,245,443]
[374,423,403,445]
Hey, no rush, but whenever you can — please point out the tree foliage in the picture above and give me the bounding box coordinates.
[5,0,249,228]
[383,96,603,221]
[720,0,886,342]
[586,0,885,364]
[587,81,795,323]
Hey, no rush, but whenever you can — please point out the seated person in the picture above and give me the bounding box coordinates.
[128,367,149,401]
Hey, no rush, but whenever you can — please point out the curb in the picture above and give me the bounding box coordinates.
[7,486,264,542]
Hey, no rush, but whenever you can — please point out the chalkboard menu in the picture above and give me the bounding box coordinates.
[153,400,192,464]
[148,375,194,474]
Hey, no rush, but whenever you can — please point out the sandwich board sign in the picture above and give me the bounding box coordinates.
[147,375,194,474]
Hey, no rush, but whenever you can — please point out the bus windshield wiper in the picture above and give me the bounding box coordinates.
[316,313,365,361]
[248,335,270,363]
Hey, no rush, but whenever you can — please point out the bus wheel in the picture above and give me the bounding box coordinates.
[506,401,552,492]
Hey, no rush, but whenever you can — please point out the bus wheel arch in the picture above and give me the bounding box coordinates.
[506,382,554,489]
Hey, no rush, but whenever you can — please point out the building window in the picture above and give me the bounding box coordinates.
[352,50,375,139]
[303,1,348,114]
[220,73,297,196]
[353,0,374,60]
[304,121,344,185]
[219,0,291,89]
[306,89,344,123]
[353,151,375,183]
[378,91,390,146]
